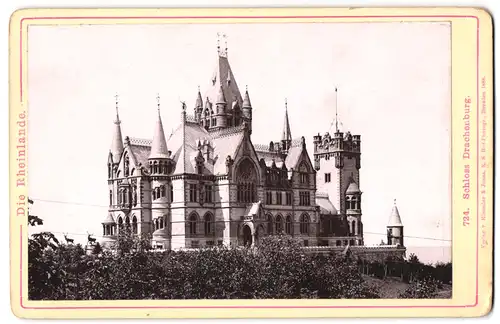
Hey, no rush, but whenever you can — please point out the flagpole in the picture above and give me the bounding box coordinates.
[335,87,339,132]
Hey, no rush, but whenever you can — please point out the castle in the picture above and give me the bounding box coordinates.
[101,41,406,258]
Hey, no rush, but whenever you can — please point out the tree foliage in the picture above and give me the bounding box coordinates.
[27,204,449,301]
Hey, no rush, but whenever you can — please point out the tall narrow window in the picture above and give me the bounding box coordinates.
[299,162,309,185]
[170,186,174,202]
[276,191,282,205]
[236,159,258,203]
[300,214,310,234]
[325,173,331,183]
[132,216,138,234]
[266,192,272,204]
[204,213,214,235]
[189,184,198,202]
[275,215,284,233]
[189,213,198,235]
[109,190,113,206]
[267,214,274,234]
[205,185,213,203]
[285,215,292,234]
[286,192,292,205]
[299,191,311,206]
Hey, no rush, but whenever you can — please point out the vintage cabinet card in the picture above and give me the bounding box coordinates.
[9,7,493,318]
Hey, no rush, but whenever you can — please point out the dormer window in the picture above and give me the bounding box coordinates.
[298,162,309,184]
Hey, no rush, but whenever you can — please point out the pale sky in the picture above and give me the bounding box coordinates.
[27,22,451,263]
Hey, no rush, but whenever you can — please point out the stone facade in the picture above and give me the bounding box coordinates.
[101,43,405,258]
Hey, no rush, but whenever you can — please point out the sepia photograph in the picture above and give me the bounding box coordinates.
[25,22,453,301]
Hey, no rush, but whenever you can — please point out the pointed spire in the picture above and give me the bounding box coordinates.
[388,199,403,227]
[110,93,124,163]
[282,98,292,142]
[243,85,252,108]
[149,94,169,160]
[195,86,203,109]
[216,82,226,104]
[156,93,161,115]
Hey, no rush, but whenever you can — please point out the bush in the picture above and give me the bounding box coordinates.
[398,277,441,299]
[28,232,381,300]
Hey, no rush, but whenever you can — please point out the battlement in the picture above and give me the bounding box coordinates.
[313,130,361,156]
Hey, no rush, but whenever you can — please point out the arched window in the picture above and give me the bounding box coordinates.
[267,214,274,234]
[132,216,138,234]
[236,159,258,203]
[285,215,292,235]
[124,155,130,177]
[275,215,284,234]
[204,213,214,235]
[159,217,164,229]
[155,218,159,230]
[299,162,309,184]
[352,219,357,235]
[160,185,166,198]
[123,188,129,205]
[118,217,124,232]
[300,214,310,234]
[153,161,158,174]
[125,216,131,229]
[189,213,198,235]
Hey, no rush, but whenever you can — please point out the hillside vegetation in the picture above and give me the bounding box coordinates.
[27,213,451,300]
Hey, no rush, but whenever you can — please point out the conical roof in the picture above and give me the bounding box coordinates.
[102,213,115,224]
[346,181,361,194]
[243,89,252,108]
[149,109,169,159]
[216,83,226,104]
[153,227,169,239]
[195,88,203,108]
[110,103,124,163]
[388,199,403,227]
[204,51,243,108]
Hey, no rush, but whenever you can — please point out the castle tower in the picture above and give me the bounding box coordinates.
[281,99,292,151]
[242,86,252,134]
[194,86,203,123]
[201,35,244,132]
[149,94,172,249]
[345,179,363,245]
[387,199,404,247]
[313,89,361,215]
[105,95,123,245]
[110,94,124,165]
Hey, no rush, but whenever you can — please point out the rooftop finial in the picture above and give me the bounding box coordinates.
[246,85,248,92]
[394,198,397,205]
[335,87,339,132]
[223,33,228,56]
[114,93,121,124]
[197,85,200,92]
[217,32,221,53]
[156,93,161,115]
[285,98,288,110]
